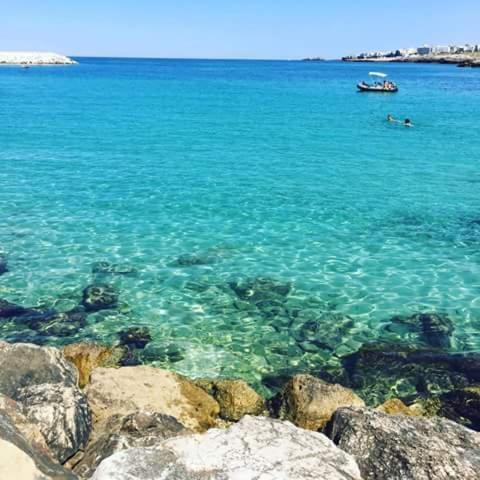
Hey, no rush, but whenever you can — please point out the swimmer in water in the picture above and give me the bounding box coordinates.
[387,114,395,122]
[404,118,413,127]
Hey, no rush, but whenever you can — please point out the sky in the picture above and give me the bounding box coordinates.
[2,1,479,59]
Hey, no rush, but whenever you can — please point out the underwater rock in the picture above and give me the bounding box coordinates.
[437,386,480,431]
[196,379,265,421]
[85,366,220,432]
[92,261,137,275]
[140,343,185,363]
[72,412,189,478]
[342,343,480,403]
[0,407,78,480]
[386,312,454,348]
[0,342,92,463]
[0,299,30,318]
[91,416,362,480]
[229,277,292,304]
[0,255,8,275]
[63,342,125,388]
[325,407,480,480]
[21,307,88,338]
[270,374,365,431]
[81,284,118,312]
[174,253,217,267]
[118,326,152,350]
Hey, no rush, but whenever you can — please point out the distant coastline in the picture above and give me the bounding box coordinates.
[0,51,76,65]
[343,53,480,67]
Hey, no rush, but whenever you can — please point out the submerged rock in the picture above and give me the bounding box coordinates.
[92,415,362,480]
[174,253,217,267]
[0,255,8,275]
[342,343,480,403]
[437,386,480,431]
[118,327,152,350]
[229,277,292,304]
[0,299,30,318]
[92,261,137,275]
[325,407,480,480]
[271,374,365,431]
[63,342,125,388]
[196,379,265,421]
[22,307,88,338]
[140,343,185,363]
[0,342,91,463]
[81,284,118,312]
[386,312,454,348]
[85,366,220,432]
[72,412,189,478]
[0,408,78,479]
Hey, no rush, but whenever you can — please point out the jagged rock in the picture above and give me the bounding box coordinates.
[63,343,124,388]
[72,412,189,478]
[91,416,362,480]
[85,366,220,432]
[118,327,152,350]
[386,312,454,348]
[81,284,118,312]
[229,277,292,304]
[0,404,78,479]
[375,398,419,416]
[0,255,8,275]
[92,261,137,275]
[325,407,480,480]
[438,386,480,431]
[271,374,365,431]
[196,379,265,421]
[342,343,480,403]
[0,342,92,463]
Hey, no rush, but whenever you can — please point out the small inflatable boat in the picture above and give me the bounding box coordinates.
[357,82,398,93]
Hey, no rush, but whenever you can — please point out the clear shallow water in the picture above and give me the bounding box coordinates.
[1,58,480,393]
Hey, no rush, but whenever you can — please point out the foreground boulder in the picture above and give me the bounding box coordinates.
[271,374,365,430]
[72,412,189,478]
[0,342,91,463]
[196,379,265,421]
[86,366,220,432]
[92,416,362,480]
[0,408,77,479]
[325,407,480,480]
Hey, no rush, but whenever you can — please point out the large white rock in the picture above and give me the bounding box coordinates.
[0,51,76,65]
[92,415,362,480]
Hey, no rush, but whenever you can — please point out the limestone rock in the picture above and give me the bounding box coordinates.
[72,412,189,478]
[0,342,91,463]
[376,398,419,416]
[325,407,480,480]
[92,415,362,480]
[0,409,77,479]
[63,343,124,388]
[272,374,365,430]
[86,366,219,432]
[196,379,265,421]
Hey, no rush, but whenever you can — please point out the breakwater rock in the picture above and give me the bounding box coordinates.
[0,340,479,479]
[0,51,77,65]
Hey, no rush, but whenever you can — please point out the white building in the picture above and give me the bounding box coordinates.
[432,46,450,54]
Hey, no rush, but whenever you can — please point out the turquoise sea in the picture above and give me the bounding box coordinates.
[1,58,480,397]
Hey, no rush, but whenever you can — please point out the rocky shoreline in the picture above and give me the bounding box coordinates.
[0,340,479,479]
[0,51,76,65]
[343,54,480,67]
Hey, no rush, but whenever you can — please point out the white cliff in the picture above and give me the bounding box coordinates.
[0,51,76,65]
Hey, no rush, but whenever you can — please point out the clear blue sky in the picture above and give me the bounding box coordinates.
[2,1,479,59]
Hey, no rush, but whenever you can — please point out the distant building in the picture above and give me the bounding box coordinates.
[417,45,433,55]
[432,46,450,54]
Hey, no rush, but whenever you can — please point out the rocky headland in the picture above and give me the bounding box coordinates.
[343,53,480,67]
[0,52,76,65]
[0,340,479,479]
